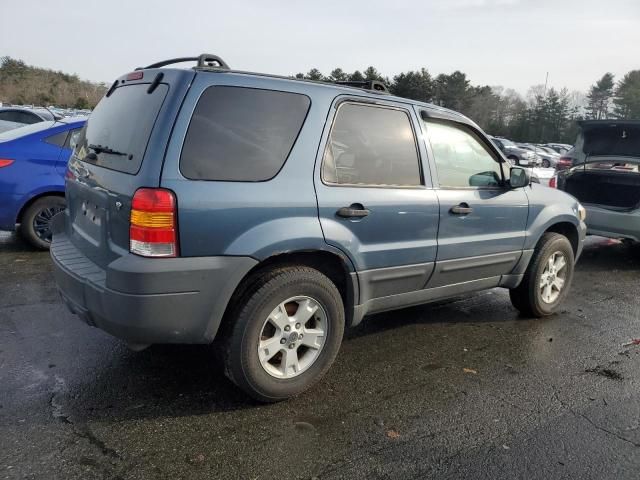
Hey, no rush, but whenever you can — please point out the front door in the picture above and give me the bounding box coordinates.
[315,99,440,302]
[420,115,528,287]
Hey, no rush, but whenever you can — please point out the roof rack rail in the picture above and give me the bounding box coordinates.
[334,80,389,94]
[137,54,230,71]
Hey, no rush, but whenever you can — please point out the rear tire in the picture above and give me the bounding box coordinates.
[509,232,574,317]
[19,196,66,250]
[220,266,345,402]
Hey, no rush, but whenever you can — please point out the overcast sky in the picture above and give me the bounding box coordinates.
[2,0,639,94]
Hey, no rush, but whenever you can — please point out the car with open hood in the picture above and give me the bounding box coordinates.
[554,120,640,241]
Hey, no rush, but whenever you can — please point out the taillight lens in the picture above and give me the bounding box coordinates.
[556,157,573,171]
[549,175,557,188]
[129,188,178,257]
[0,158,14,168]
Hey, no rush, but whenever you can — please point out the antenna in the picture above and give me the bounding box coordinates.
[533,71,549,173]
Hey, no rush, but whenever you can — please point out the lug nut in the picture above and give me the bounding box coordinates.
[280,338,286,344]
[299,334,303,339]
[284,325,291,332]
[289,344,295,349]
[295,323,301,329]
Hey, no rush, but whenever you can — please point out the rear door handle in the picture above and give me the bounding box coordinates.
[337,204,370,218]
[450,203,473,215]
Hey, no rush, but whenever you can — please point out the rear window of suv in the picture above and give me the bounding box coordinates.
[180,86,311,181]
[76,83,168,174]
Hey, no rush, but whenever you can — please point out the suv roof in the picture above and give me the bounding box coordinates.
[133,53,473,127]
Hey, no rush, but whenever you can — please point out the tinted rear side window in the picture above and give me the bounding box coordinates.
[76,83,168,174]
[322,103,421,186]
[180,86,311,181]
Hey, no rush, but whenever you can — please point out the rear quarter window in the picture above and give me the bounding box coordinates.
[180,86,311,181]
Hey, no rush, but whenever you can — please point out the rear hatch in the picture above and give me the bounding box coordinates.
[561,121,640,211]
[64,68,195,268]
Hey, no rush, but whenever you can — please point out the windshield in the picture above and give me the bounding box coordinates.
[500,138,515,146]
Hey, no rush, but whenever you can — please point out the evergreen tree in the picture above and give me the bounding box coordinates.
[304,68,324,81]
[586,73,614,119]
[613,70,640,119]
[348,70,365,82]
[389,69,433,102]
[328,68,347,82]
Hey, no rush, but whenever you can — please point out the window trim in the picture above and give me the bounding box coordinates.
[321,100,425,189]
[178,85,312,183]
[420,115,507,190]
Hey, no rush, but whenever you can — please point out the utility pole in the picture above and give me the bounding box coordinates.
[539,72,549,143]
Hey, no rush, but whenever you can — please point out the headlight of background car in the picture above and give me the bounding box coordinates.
[577,204,587,222]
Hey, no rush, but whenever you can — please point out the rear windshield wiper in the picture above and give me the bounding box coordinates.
[88,143,129,157]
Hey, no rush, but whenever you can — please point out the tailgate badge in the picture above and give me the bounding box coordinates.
[115,201,123,210]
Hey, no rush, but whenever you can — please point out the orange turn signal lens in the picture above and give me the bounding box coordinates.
[130,209,174,228]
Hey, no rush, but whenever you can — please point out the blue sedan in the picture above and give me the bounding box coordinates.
[0,117,86,248]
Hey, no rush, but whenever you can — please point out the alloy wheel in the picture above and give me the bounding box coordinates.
[32,206,65,243]
[257,296,328,379]
[539,251,567,304]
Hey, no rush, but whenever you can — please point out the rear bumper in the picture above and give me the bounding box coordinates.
[584,205,640,241]
[50,223,258,344]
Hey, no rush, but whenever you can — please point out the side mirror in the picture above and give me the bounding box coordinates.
[509,166,530,188]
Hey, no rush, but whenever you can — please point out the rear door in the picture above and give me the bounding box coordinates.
[64,69,194,267]
[315,98,439,302]
[420,114,528,287]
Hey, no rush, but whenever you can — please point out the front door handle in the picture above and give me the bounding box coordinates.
[337,203,370,218]
[450,203,473,215]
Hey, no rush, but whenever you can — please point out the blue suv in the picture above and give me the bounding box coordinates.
[51,54,586,401]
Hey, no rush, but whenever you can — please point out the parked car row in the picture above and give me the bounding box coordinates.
[488,136,573,170]
[0,105,90,134]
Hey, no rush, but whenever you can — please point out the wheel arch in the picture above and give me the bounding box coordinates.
[543,221,579,257]
[16,189,65,224]
[215,249,359,342]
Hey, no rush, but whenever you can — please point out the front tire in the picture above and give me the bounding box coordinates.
[542,159,551,168]
[19,196,66,250]
[221,266,345,402]
[509,232,574,317]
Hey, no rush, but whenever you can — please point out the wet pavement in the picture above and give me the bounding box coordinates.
[1,230,639,479]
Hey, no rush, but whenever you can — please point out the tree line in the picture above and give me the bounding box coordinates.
[0,57,107,109]
[1,56,638,143]
[295,66,640,144]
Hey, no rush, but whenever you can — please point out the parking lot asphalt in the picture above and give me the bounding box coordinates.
[1,231,639,480]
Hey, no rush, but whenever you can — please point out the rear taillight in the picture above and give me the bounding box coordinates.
[130,188,178,258]
[549,175,557,188]
[0,159,14,168]
[556,157,573,171]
